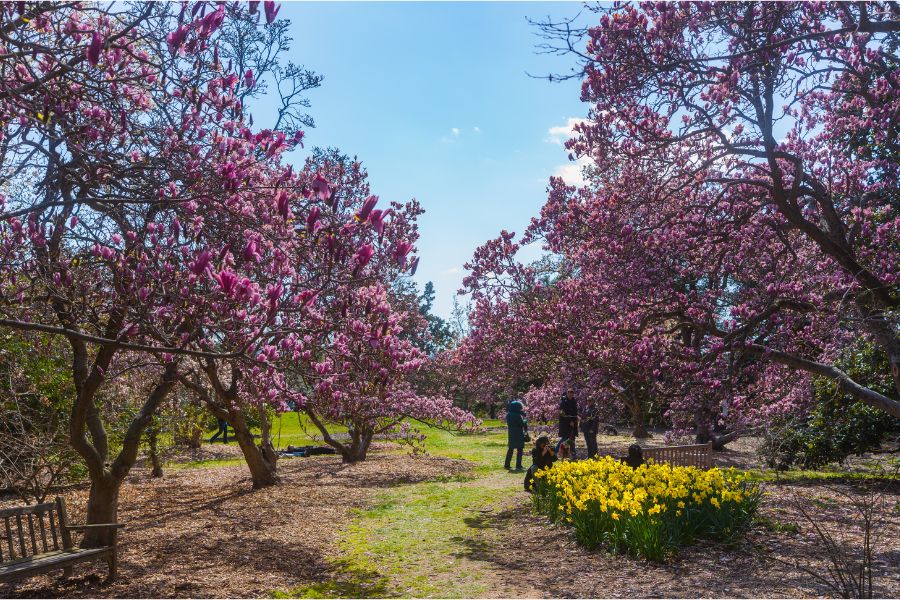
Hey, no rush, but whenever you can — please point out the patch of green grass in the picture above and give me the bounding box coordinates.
[168,457,246,470]
[419,425,515,475]
[746,468,898,484]
[271,560,389,599]
[332,480,511,598]
[273,425,524,598]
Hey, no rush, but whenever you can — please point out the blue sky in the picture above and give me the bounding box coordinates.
[276,1,590,318]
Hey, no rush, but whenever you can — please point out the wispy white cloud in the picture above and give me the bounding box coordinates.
[473,126,481,133]
[445,266,461,274]
[546,117,587,145]
[441,127,463,144]
[553,156,591,186]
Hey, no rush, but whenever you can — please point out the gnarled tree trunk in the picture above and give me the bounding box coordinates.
[71,348,179,547]
[181,361,279,489]
[306,409,374,463]
[147,426,163,478]
[229,407,278,488]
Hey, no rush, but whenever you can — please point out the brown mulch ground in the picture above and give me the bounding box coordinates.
[466,480,900,599]
[2,436,898,598]
[0,453,470,598]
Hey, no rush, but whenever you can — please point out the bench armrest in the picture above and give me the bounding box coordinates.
[63,523,124,530]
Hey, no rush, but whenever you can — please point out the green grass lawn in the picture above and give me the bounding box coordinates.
[267,412,350,448]
[274,423,525,598]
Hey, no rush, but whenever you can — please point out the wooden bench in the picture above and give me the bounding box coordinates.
[0,496,121,584]
[642,442,713,468]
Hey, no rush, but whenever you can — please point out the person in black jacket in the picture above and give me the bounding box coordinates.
[622,444,644,468]
[504,399,527,471]
[559,389,578,459]
[580,404,600,459]
[524,436,556,492]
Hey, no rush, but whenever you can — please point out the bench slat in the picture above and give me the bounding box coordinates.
[15,515,25,559]
[27,514,37,556]
[4,518,13,559]
[0,503,56,519]
[36,512,48,553]
[48,510,59,550]
[0,548,110,583]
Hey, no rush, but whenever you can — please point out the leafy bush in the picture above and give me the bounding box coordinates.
[0,331,83,502]
[761,343,899,471]
[532,456,761,561]
[761,401,896,470]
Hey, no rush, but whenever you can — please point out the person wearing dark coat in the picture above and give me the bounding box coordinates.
[504,399,527,470]
[580,404,600,459]
[524,436,556,492]
[209,418,229,444]
[622,444,644,468]
[559,390,578,459]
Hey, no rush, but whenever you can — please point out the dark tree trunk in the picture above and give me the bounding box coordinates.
[628,388,651,438]
[147,420,163,478]
[632,421,650,439]
[230,408,278,488]
[338,429,373,463]
[81,476,120,547]
[257,405,279,468]
[78,362,179,547]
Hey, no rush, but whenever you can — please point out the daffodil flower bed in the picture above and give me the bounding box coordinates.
[532,456,762,561]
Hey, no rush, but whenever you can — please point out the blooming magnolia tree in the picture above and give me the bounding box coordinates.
[457,234,670,437]
[267,150,477,463]
[0,1,329,539]
[298,284,477,463]
[460,1,899,444]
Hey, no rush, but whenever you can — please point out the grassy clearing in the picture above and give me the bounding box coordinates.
[275,425,525,598]
[168,457,246,470]
[164,413,349,469]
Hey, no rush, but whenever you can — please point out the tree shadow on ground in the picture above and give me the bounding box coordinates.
[276,557,391,599]
[0,453,467,599]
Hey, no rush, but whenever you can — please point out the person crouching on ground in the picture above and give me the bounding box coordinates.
[504,399,528,471]
[622,443,644,468]
[524,435,556,492]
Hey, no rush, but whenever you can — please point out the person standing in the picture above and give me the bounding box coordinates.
[209,417,229,444]
[580,403,600,459]
[504,399,527,471]
[559,389,578,459]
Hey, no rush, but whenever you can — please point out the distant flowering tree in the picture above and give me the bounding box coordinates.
[299,284,477,462]
[460,1,899,444]
[266,150,477,463]
[458,234,671,437]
